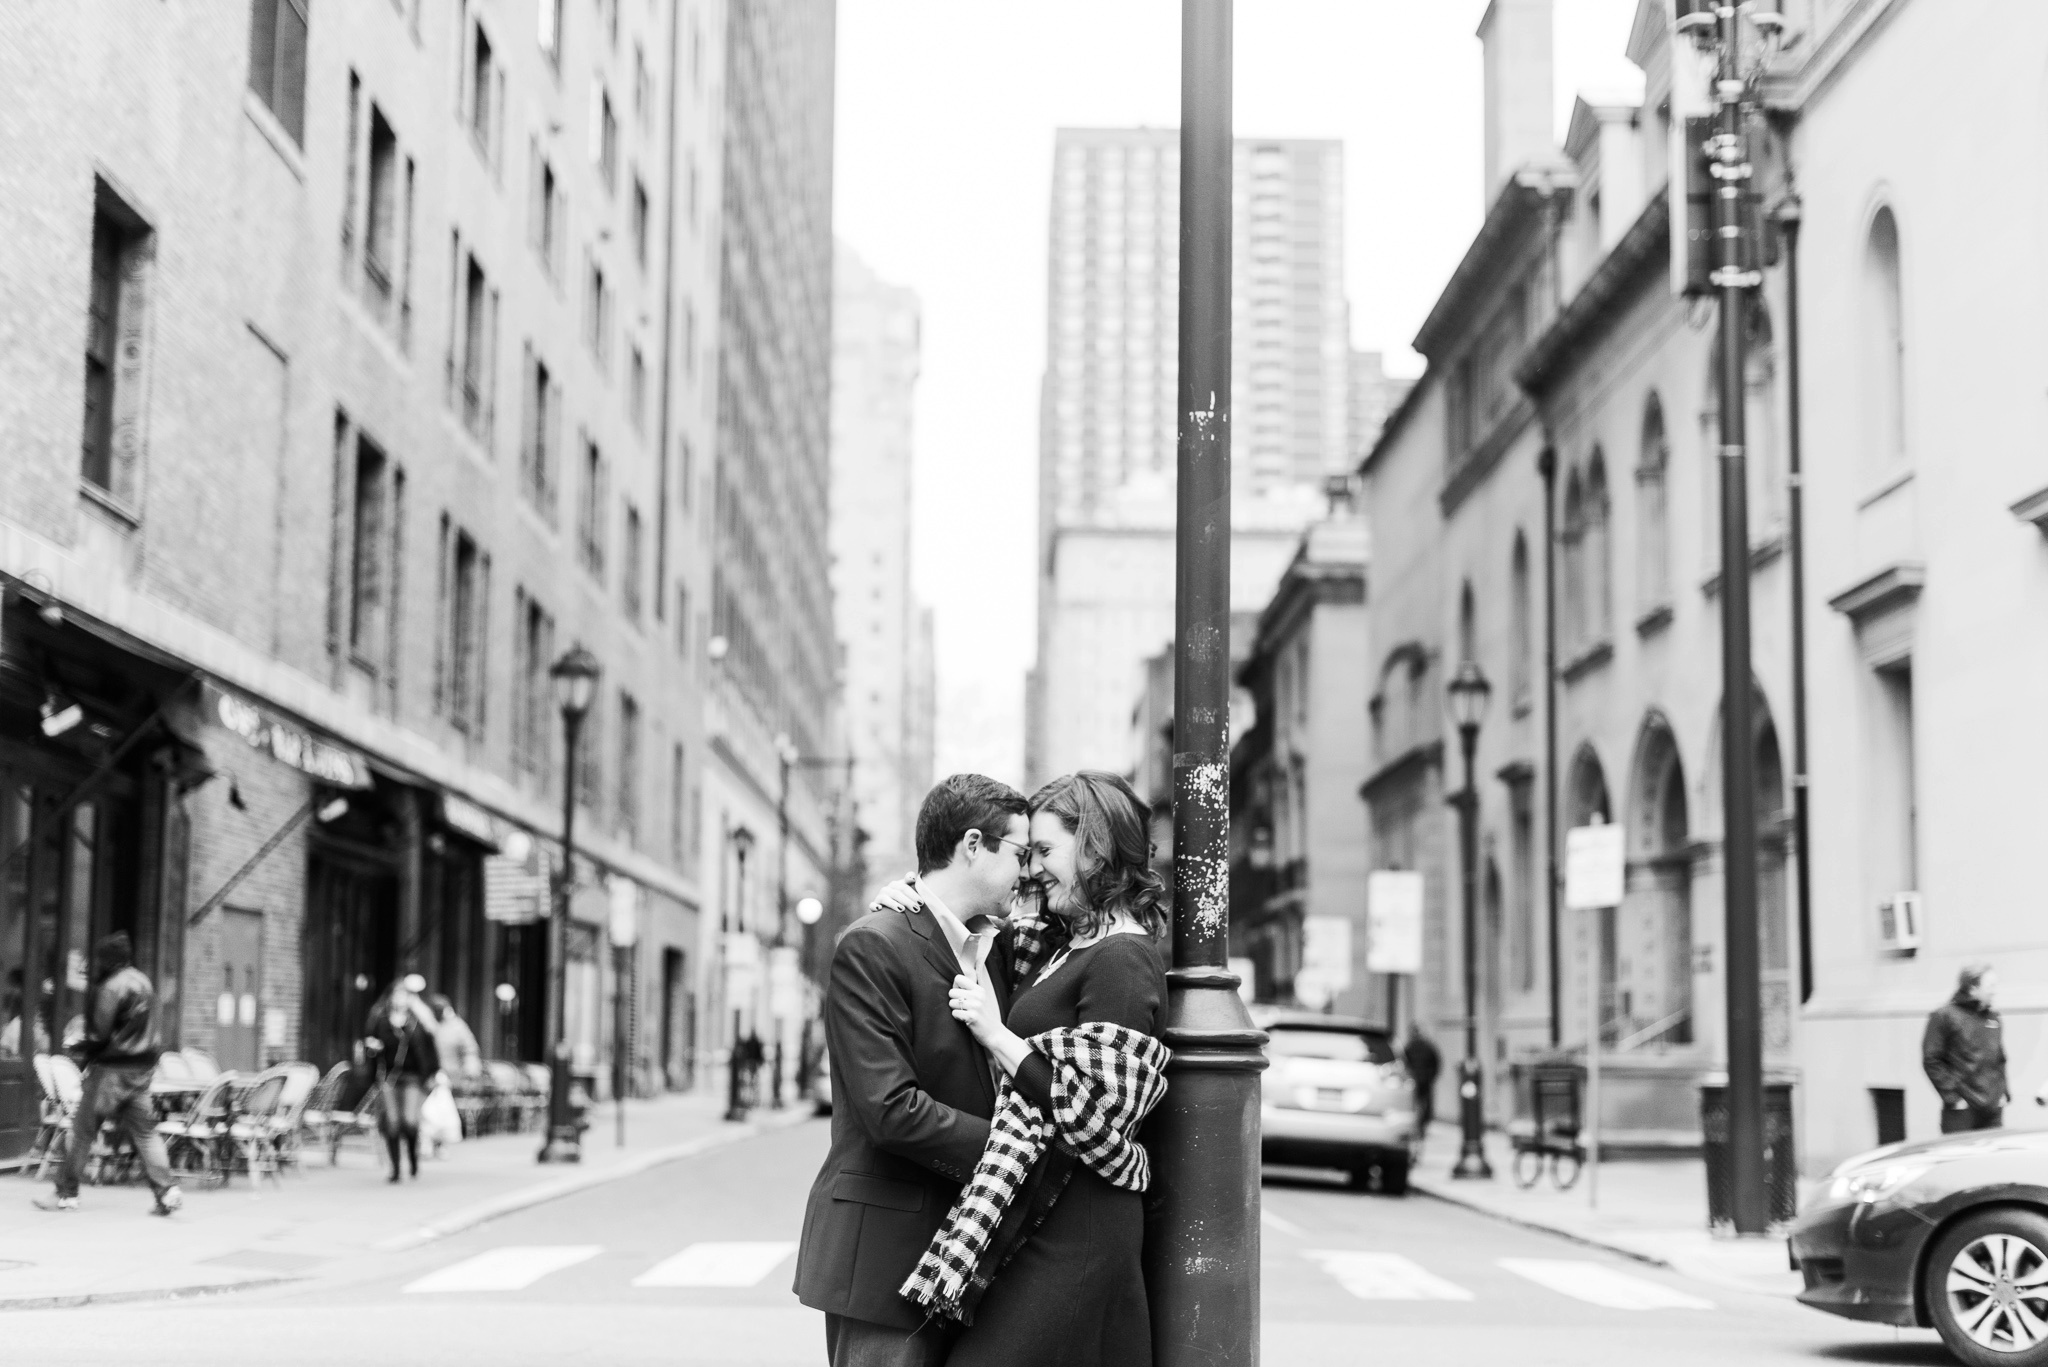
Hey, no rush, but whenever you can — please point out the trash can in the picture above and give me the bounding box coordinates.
[1700,1074,1797,1230]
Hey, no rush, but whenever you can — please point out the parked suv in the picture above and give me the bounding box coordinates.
[1254,1008,1417,1194]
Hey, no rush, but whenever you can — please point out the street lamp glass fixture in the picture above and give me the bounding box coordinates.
[795,896,824,926]
[550,645,601,720]
[1445,660,1493,733]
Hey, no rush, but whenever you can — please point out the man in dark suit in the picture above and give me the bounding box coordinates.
[795,773,1032,1366]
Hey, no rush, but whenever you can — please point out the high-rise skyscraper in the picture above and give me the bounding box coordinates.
[830,243,933,898]
[1027,130,1353,786]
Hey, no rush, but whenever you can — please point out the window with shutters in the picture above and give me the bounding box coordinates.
[246,0,309,146]
[628,346,646,434]
[513,590,556,786]
[617,691,641,844]
[363,106,399,317]
[348,437,402,678]
[530,148,564,280]
[596,89,618,195]
[632,177,649,269]
[622,504,643,623]
[577,681,604,818]
[584,256,610,367]
[442,526,488,735]
[469,21,495,158]
[578,440,607,580]
[457,256,496,443]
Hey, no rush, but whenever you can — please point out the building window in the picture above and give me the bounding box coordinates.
[469,22,495,155]
[578,440,607,579]
[1584,453,1612,643]
[513,591,556,785]
[81,184,152,505]
[441,525,488,734]
[584,257,610,365]
[675,583,690,660]
[530,148,564,278]
[629,346,646,433]
[458,255,495,440]
[1509,534,1532,710]
[247,0,309,145]
[363,106,399,312]
[521,346,558,517]
[632,177,650,268]
[617,691,641,844]
[1507,772,1536,993]
[670,743,686,867]
[622,504,643,623]
[1871,662,1918,898]
[593,88,618,194]
[1637,395,1671,612]
[537,0,563,67]
[348,437,403,678]
[576,682,604,818]
[1560,470,1586,654]
[1863,207,1907,474]
[1457,581,1477,665]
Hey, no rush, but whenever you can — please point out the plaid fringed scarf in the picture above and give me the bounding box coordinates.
[899,1021,1171,1322]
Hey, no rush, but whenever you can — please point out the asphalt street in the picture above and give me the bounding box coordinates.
[1,1118,1956,1366]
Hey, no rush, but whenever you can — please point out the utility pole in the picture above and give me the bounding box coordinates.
[1144,4,1267,1363]
[1707,0,1767,1236]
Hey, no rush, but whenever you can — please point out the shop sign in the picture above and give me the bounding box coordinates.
[209,685,371,789]
[439,793,501,849]
[1365,870,1425,974]
[608,877,640,947]
[484,845,547,924]
[571,882,610,925]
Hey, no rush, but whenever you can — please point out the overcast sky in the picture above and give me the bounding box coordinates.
[833,0,1646,787]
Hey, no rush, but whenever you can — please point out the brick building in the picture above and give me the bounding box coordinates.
[0,0,728,1160]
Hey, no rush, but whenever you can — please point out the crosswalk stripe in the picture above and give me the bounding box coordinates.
[403,1245,603,1294]
[1304,1250,1475,1301]
[632,1241,798,1288]
[1497,1258,1715,1310]
[1262,1208,1305,1237]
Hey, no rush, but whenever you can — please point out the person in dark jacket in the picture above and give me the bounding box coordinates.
[364,977,442,1182]
[793,773,1030,1367]
[1404,1025,1443,1140]
[34,933,182,1216]
[1924,964,2009,1133]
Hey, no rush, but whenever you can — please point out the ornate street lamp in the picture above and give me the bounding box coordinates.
[539,644,599,1164]
[1446,660,1493,1180]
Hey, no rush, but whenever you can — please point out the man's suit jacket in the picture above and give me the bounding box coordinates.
[793,895,1013,1329]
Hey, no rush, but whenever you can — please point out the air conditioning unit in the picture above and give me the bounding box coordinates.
[1877,893,1923,953]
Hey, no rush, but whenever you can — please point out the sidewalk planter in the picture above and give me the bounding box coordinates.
[1699,1074,1798,1231]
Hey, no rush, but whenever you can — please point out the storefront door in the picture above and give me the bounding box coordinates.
[216,908,263,1073]
[303,852,398,1070]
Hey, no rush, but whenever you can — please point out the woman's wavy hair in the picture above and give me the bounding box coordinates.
[1029,770,1169,941]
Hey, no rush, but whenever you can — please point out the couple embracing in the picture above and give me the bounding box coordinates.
[793,771,1173,1366]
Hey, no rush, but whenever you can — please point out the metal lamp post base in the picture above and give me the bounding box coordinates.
[1451,1058,1493,1180]
[538,1044,583,1164]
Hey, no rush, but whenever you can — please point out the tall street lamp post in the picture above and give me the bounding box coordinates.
[1676,0,1782,1236]
[1144,5,1267,1365]
[539,644,600,1164]
[1447,661,1494,1180]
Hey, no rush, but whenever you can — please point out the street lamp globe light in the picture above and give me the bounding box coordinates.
[550,644,601,721]
[795,895,824,926]
[1446,660,1492,733]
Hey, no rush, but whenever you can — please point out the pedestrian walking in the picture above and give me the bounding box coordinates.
[1403,1024,1443,1141]
[793,773,1031,1367]
[363,978,442,1182]
[1923,964,2009,1134]
[33,933,182,1217]
[428,993,482,1080]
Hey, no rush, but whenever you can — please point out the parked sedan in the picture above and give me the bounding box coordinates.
[1788,1128,2048,1365]
[1254,1009,1417,1194]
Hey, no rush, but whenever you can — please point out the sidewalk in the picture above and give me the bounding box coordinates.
[0,1090,815,1309]
[1407,1121,1807,1299]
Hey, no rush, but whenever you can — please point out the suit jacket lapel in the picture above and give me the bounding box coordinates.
[906,896,1000,1110]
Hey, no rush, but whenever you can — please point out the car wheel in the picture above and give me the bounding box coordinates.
[1380,1157,1410,1197]
[1924,1208,2048,1367]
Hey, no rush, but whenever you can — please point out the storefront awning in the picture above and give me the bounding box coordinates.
[205,682,372,790]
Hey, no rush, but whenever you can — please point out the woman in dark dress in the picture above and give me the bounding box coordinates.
[941,770,1170,1367]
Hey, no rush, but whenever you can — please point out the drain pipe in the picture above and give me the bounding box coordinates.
[1777,194,1814,1005]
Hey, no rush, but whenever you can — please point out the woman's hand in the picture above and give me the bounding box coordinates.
[949,973,1000,1039]
[872,878,920,913]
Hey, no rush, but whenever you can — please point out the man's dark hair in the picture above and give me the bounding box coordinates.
[94,932,133,970]
[915,773,1028,875]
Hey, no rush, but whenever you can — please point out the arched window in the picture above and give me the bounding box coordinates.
[1637,395,1671,611]
[1585,452,1613,642]
[1458,580,1477,664]
[1863,206,1907,471]
[1561,470,1586,652]
[1510,532,1532,709]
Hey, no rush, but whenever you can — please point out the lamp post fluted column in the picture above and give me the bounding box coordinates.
[1447,662,1493,1179]
[540,645,600,1164]
[1144,6,1267,1364]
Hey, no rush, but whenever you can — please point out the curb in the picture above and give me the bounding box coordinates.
[0,1275,304,1314]
[373,1104,819,1252]
[1409,1180,1675,1270]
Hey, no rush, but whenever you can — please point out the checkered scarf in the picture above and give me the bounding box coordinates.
[898,1021,1171,1322]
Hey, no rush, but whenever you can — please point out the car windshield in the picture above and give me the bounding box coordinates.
[1267,1026,1394,1065]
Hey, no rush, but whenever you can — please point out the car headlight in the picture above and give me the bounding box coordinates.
[1825,1162,1929,1204]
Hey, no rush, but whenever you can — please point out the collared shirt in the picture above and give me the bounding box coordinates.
[922,886,996,987]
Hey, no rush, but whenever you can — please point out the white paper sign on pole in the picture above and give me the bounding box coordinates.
[1365,871,1425,975]
[1301,916,1354,991]
[1565,823,1627,911]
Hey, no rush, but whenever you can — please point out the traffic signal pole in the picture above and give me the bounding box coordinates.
[1144,3,1268,1362]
